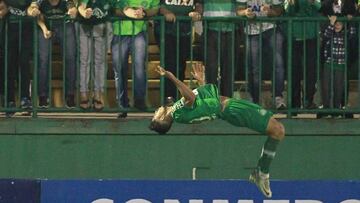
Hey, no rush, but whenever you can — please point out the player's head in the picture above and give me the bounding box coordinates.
[149,106,173,134]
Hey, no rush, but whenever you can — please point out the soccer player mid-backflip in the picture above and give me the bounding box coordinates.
[150,64,285,198]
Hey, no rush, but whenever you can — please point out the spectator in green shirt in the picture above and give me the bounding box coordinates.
[112,0,159,118]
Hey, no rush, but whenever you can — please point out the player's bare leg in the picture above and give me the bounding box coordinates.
[266,117,285,141]
[250,117,285,198]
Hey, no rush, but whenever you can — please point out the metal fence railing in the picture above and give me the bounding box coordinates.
[0,15,359,118]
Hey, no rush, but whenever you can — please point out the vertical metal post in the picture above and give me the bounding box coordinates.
[272,22,276,109]
[302,20,307,109]
[259,23,263,106]
[4,19,8,107]
[244,20,249,98]
[316,20,320,115]
[32,19,38,117]
[48,20,53,108]
[287,19,293,117]
[63,19,67,109]
[160,17,165,106]
[216,28,221,90]
[230,23,235,96]
[344,21,348,111]
[189,17,194,87]
[358,22,360,110]
[144,19,149,111]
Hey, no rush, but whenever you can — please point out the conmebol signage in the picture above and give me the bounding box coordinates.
[41,180,360,203]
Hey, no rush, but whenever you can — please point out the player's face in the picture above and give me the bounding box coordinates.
[152,106,170,121]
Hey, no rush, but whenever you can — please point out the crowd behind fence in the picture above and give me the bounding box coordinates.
[0,15,360,118]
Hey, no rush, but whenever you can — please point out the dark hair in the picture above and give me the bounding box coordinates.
[149,119,173,134]
[320,0,356,16]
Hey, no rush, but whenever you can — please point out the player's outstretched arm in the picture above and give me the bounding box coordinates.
[191,63,206,86]
[155,66,196,106]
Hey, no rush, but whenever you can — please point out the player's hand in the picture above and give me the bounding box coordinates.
[0,1,9,19]
[245,8,255,18]
[155,65,167,76]
[191,63,205,84]
[27,3,41,17]
[155,66,173,78]
[67,7,78,19]
[43,30,52,39]
[164,12,176,22]
[189,11,201,22]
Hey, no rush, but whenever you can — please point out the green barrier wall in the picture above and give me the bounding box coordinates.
[0,118,359,180]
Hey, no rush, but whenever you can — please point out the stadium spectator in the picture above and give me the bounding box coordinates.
[154,0,202,102]
[285,0,321,114]
[321,15,356,117]
[150,64,285,198]
[77,0,111,111]
[198,0,238,98]
[0,0,41,117]
[320,0,357,63]
[237,0,286,109]
[0,2,5,106]
[112,0,159,118]
[319,0,357,118]
[37,0,77,108]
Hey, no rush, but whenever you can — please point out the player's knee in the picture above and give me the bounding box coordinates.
[276,122,285,140]
[269,121,285,140]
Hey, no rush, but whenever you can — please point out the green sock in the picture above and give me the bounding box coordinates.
[257,137,280,174]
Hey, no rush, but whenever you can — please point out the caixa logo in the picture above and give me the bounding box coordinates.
[92,199,360,203]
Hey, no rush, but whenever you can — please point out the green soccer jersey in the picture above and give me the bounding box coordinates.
[200,0,238,32]
[171,84,222,124]
[112,0,159,36]
[284,0,321,40]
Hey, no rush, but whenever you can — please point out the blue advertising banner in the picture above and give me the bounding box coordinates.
[0,179,40,203]
[41,180,360,203]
